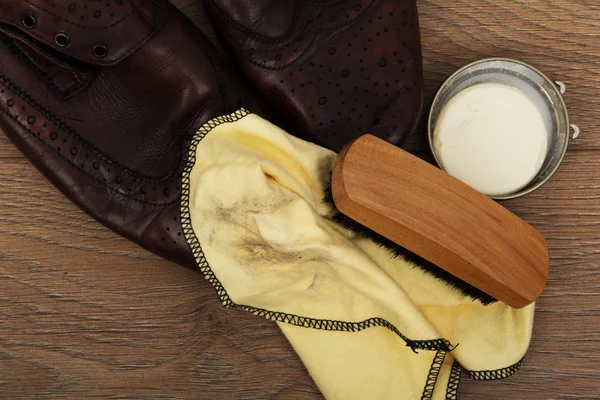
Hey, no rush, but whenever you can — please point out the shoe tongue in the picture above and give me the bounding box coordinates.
[0,0,168,66]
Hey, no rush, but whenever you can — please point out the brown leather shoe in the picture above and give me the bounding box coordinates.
[203,0,424,151]
[0,0,257,267]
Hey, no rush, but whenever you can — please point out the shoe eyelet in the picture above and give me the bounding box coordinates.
[92,45,108,58]
[21,14,36,29]
[55,33,70,47]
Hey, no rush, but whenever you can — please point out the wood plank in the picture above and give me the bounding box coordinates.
[0,135,21,159]
[3,151,600,399]
[2,0,600,399]
[0,159,321,399]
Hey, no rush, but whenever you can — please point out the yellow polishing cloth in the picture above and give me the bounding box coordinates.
[181,109,534,399]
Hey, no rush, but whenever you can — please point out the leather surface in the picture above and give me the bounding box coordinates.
[0,0,167,65]
[204,0,424,151]
[0,0,255,267]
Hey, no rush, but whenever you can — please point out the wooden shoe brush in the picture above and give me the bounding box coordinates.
[331,135,549,308]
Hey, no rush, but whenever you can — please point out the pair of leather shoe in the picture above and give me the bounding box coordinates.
[0,0,424,270]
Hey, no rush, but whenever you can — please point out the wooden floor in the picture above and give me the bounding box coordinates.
[2,1,600,398]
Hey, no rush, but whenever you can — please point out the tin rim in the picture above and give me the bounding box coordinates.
[427,57,570,201]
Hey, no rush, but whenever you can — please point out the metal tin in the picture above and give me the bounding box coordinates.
[428,58,572,200]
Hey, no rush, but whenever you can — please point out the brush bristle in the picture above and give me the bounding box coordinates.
[323,186,497,305]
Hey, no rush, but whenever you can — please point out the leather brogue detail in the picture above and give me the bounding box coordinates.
[205,0,424,151]
[0,0,168,66]
[0,77,183,206]
[0,0,256,268]
[2,35,95,101]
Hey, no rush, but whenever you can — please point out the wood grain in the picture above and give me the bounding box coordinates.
[2,1,600,399]
[333,134,548,308]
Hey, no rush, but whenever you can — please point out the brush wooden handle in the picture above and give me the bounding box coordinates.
[332,135,549,308]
